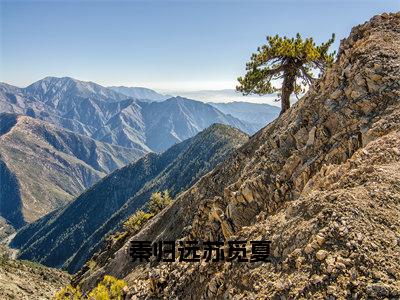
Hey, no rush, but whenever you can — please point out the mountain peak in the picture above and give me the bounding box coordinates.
[24,76,128,104]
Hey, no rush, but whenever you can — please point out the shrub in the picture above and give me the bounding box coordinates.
[88,275,126,300]
[122,210,153,234]
[147,190,173,215]
[54,275,126,300]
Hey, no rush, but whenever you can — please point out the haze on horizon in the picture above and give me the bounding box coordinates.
[1,0,398,104]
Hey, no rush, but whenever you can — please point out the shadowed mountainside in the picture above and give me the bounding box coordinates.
[11,124,249,274]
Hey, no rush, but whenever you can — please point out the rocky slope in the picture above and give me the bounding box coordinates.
[0,248,70,300]
[75,13,400,299]
[0,113,144,230]
[11,124,248,274]
[1,77,254,152]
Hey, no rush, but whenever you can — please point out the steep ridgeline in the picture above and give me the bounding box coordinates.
[210,101,280,131]
[75,14,400,299]
[0,77,253,152]
[11,124,248,274]
[0,113,144,230]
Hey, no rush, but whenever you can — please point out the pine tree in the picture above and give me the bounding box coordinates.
[237,33,336,114]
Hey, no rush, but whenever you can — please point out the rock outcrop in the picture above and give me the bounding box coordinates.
[75,13,400,299]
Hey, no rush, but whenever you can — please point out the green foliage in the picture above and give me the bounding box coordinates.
[237,33,336,113]
[113,230,128,242]
[88,275,127,300]
[54,275,126,300]
[147,190,173,215]
[122,190,173,235]
[122,210,153,234]
[86,259,96,271]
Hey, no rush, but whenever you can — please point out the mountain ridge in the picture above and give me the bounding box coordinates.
[109,86,170,102]
[1,78,259,152]
[0,113,144,230]
[209,101,280,129]
[11,124,249,273]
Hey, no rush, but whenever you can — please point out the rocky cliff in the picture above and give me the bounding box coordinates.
[76,13,400,299]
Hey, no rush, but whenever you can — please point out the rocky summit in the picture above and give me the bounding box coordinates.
[75,13,400,299]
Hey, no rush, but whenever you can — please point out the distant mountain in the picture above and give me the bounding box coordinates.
[1,77,255,152]
[210,101,280,130]
[140,97,255,152]
[109,86,170,102]
[173,89,280,104]
[11,124,248,273]
[25,76,128,106]
[0,113,144,230]
[0,78,150,152]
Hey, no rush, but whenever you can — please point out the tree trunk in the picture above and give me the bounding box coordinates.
[280,67,296,115]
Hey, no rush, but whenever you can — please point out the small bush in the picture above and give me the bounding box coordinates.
[122,210,153,234]
[54,275,126,300]
[147,190,173,215]
[88,275,127,300]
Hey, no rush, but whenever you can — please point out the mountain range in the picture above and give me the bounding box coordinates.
[108,86,170,102]
[0,77,258,153]
[209,101,280,129]
[0,113,144,230]
[11,124,248,273]
[0,77,275,231]
[109,86,281,128]
[111,85,281,132]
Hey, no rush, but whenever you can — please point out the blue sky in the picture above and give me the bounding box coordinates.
[1,0,399,93]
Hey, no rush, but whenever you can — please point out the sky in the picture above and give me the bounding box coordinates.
[0,0,399,102]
